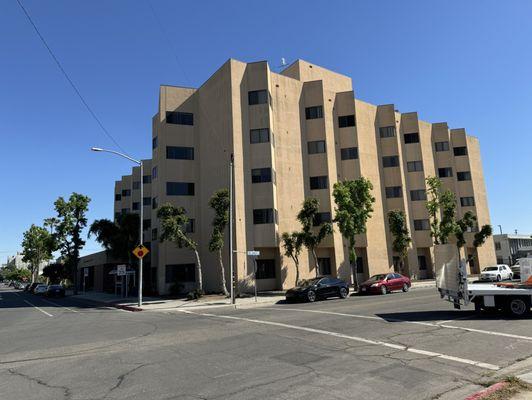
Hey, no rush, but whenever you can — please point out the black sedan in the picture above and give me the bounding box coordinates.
[285,277,349,302]
[45,284,66,298]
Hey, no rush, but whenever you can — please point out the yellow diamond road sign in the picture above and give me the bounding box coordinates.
[133,244,149,259]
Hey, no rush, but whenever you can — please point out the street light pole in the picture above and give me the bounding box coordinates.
[90,147,144,307]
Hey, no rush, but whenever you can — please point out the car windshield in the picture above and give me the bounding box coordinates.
[298,278,321,287]
[367,274,387,282]
[483,267,498,271]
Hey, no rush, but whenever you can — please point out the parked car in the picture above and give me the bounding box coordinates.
[479,265,512,282]
[14,281,27,290]
[33,284,48,295]
[26,282,40,293]
[359,273,411,295]
[45,284,65,298]
[285,277,349,302]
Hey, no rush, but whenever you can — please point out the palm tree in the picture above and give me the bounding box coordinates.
[157,204,203,293]
[208,189,230,296]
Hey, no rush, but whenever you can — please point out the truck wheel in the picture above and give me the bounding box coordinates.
[507,297,530,317]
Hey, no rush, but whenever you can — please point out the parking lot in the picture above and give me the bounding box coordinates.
[0,283,531,400]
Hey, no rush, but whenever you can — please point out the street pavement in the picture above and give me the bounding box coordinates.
[0,284,531,400]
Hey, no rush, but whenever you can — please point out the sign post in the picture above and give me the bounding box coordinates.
[247,250,260,302]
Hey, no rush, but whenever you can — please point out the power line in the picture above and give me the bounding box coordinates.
[15,0,129,155]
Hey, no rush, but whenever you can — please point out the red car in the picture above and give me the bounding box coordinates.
[358,273,411,295]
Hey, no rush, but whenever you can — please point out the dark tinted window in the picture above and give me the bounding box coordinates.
[435,141,449,152]
[414,219,430,231]
[253,209,274,224]
[256,259,276,279]
[453,146,468,156]
[115,194,121,201]
[318,258,332,275]
[438,167,453,178]
[250,128,270,144]
[310,176,328,190]
[418,255,427,270]
[121,189,131,197]
[166,182,195,196]
[457,171,472,181]
[460,197,475,207]
[132,202,139,211]
[341,147,358,160]
[385,186,402,198]
[383,156,400,168]
[143,197,151,206]
[410,189,427,201]
[166,111,193,125]
[308,140,326,154]
[248,90,268,105]
[313,212,332,226]
[407,160,423,172]
[152,197,158,209]
[338,115,355,128]
[404,132,420,144]
[165,264,195,283]
[166,146,194,160]
[152,166,158,179]
[251,168,272,183]
[184,219,195,233]
[143,175,151,184]
[152,136,158,149]
[305,106,323,120]
[379,126,396,138]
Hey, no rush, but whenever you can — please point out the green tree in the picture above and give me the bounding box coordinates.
[455,211,477,261]
[53,193,91,294]
[21,224,55,283]
[89,213,140,267]
[297,198,333,277]
[208,189,230,296]
[388,210,412,275]
[2,268,31,282]
[42,263,68,284]
[157,204,203,294]
[281,232,304,286]
[332,178,375,288]
[425,176,458,244]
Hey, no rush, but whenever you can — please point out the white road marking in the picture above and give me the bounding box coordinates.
[40,298,79,313]
[267,307,532,342]
[23,300,53,317]
[180,310,500,371]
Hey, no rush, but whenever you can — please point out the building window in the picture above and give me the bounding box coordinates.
[253,209,275,224]
[133,181,140,190]
[251,168,272,183]
[457,171,472,181]
[404,132,420,144]
[115,194,121,201]
[313,212,332,226]
[121,208,130,214]
[310,176,328,190]
[166,111,193,125]
[385,186,402,198]
[250,128,270,144]
[184,219,195,233]
[152,136,158,149]
[152,166,158,179]
[305,106,323,120]
[132,202,140,211]
[248,90,268,105]
[256,259,276,279]
[143,175,151,184]
[418,255,427,270]
[460,197,475,207]
[318,258,332,275]
[453,146,468,156]
[379,126,396,138]
[341,147,358,160]
[410,189,427,201]
[166,146,194,160]
[143,219,151,229]
[356,257,364,273]
[307,140,326,154]
[383,155,400,168]
[165,264,195,283]
[414,219,430,231]
[338,115,355,128]
[435,141,450,152]
[152,197,158,210]
[166,182,195,196]
[438,167,453,178]
[151,228,158,241]
[495,242,502,251]
[143,197,151,206]
[407,160,423,172]
[121,189,131,197]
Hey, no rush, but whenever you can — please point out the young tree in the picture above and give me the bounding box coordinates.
[455,211,477,261]
[53,193,91,294]
[21,224,55,283]
[388,210,412,275]
[157,204,203,294]
[89,213,140,267]
[297,198,333,277]
[281,232,304,286]
[208,189,230,296]
[425,176,458,244]
[42,263,68,284]
[332,178,375,288]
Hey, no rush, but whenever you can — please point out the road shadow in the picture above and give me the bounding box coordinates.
[376,310,531,322]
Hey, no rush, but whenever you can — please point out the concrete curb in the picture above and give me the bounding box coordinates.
[464,382,509,400]
[71,295,143,312]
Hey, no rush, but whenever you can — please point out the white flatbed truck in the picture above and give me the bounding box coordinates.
[436,245,532,318]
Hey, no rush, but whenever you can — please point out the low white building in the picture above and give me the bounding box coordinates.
[493,234,532,265]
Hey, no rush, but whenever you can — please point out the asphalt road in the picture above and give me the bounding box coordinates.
[1,284,531,400]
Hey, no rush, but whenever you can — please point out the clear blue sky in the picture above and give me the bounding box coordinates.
[1,0,531,259]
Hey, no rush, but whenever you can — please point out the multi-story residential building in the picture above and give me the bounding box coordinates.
[105,58,496,296]
[494,234,532,265]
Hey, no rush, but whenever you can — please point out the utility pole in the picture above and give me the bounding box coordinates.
[138,161,144,307]
[229,154,235,305]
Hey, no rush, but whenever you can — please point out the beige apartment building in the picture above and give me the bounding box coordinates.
[109,58,496,296]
